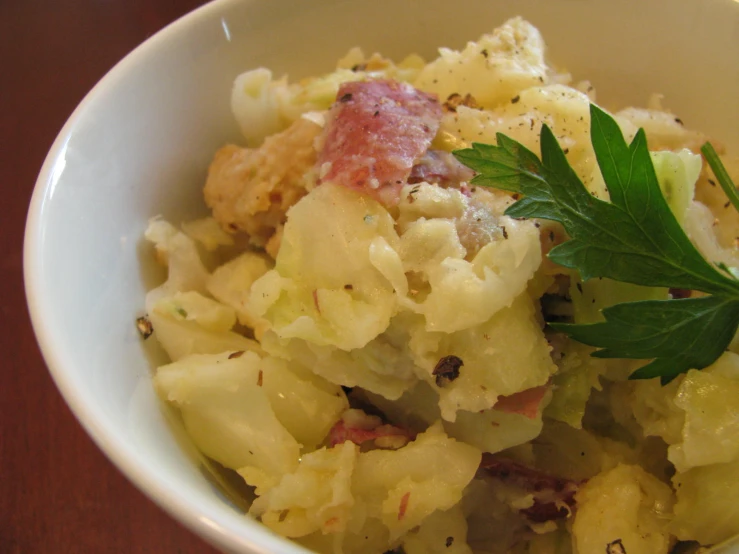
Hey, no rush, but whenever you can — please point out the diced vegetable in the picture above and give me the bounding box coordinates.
[572,464,674,554]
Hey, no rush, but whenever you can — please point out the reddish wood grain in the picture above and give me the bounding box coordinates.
[0,1,221,552]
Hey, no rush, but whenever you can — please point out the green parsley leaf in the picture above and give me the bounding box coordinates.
[453,104,739,383]
[553,296,739,383]
[702,141,739,214]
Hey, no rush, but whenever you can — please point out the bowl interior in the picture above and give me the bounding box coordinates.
[25,0,739,552]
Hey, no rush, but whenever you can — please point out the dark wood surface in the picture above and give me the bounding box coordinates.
[1,1,222,552]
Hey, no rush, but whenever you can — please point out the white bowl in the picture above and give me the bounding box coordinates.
[24,0,739,552]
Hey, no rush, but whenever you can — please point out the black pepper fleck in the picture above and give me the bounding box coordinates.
[433,355,463,387]
[136,316,153,340]
[606,539,627,554]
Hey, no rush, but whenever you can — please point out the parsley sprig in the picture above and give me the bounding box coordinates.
[454,104,739,383]
[703,141,739,214]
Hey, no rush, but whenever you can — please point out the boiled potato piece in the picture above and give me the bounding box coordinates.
[671,458,739,545]
[669,354,739,471]
[402,506,473,554]
[250,441,358,537]
[354,423,481,540]
[144,218,210,303]
[153,291,236,332]
[252,423,480,552]
[631,353,739,472]
[181,216,235,251]
[206,250,273,332]
[155,351,299,488]
[572,464,674,554]
[258,356,348,450]
[415,17,550,109]
[155,350,347,490]
[250,183,400,351]
[409,293,556,419]
[149,302,260,362]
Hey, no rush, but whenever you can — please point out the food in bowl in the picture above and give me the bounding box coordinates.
[140,17,739,554]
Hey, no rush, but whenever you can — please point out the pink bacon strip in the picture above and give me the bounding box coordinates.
[493,385,549,420]
[480,454,581,523]
[317,79,443,206]
[328,418,413,448]
[408,149,474,187]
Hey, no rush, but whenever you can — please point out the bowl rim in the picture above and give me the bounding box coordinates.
[22,0,308,552]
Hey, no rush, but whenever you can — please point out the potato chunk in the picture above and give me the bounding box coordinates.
[572,464,674,554]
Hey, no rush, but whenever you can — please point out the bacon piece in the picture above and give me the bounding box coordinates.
[329,418,412,449]
[493,385,549,419]
[480,455,580,524]
[669,287,692,299]
[317,79,443,206]
[458,183,474,197]
[408,149,474,187]
[522,499,573,523]
[398,492,410,521]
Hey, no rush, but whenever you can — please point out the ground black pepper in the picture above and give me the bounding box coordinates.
[136,316,153,339]
[433,355,463,386]
[606,539,627,554]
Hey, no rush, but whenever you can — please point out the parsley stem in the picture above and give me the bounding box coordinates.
[701,142,739,215]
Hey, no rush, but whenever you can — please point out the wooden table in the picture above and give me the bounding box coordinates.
[1,1,220,551]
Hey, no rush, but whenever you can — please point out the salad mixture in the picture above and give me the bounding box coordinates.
[141,18,739,554]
